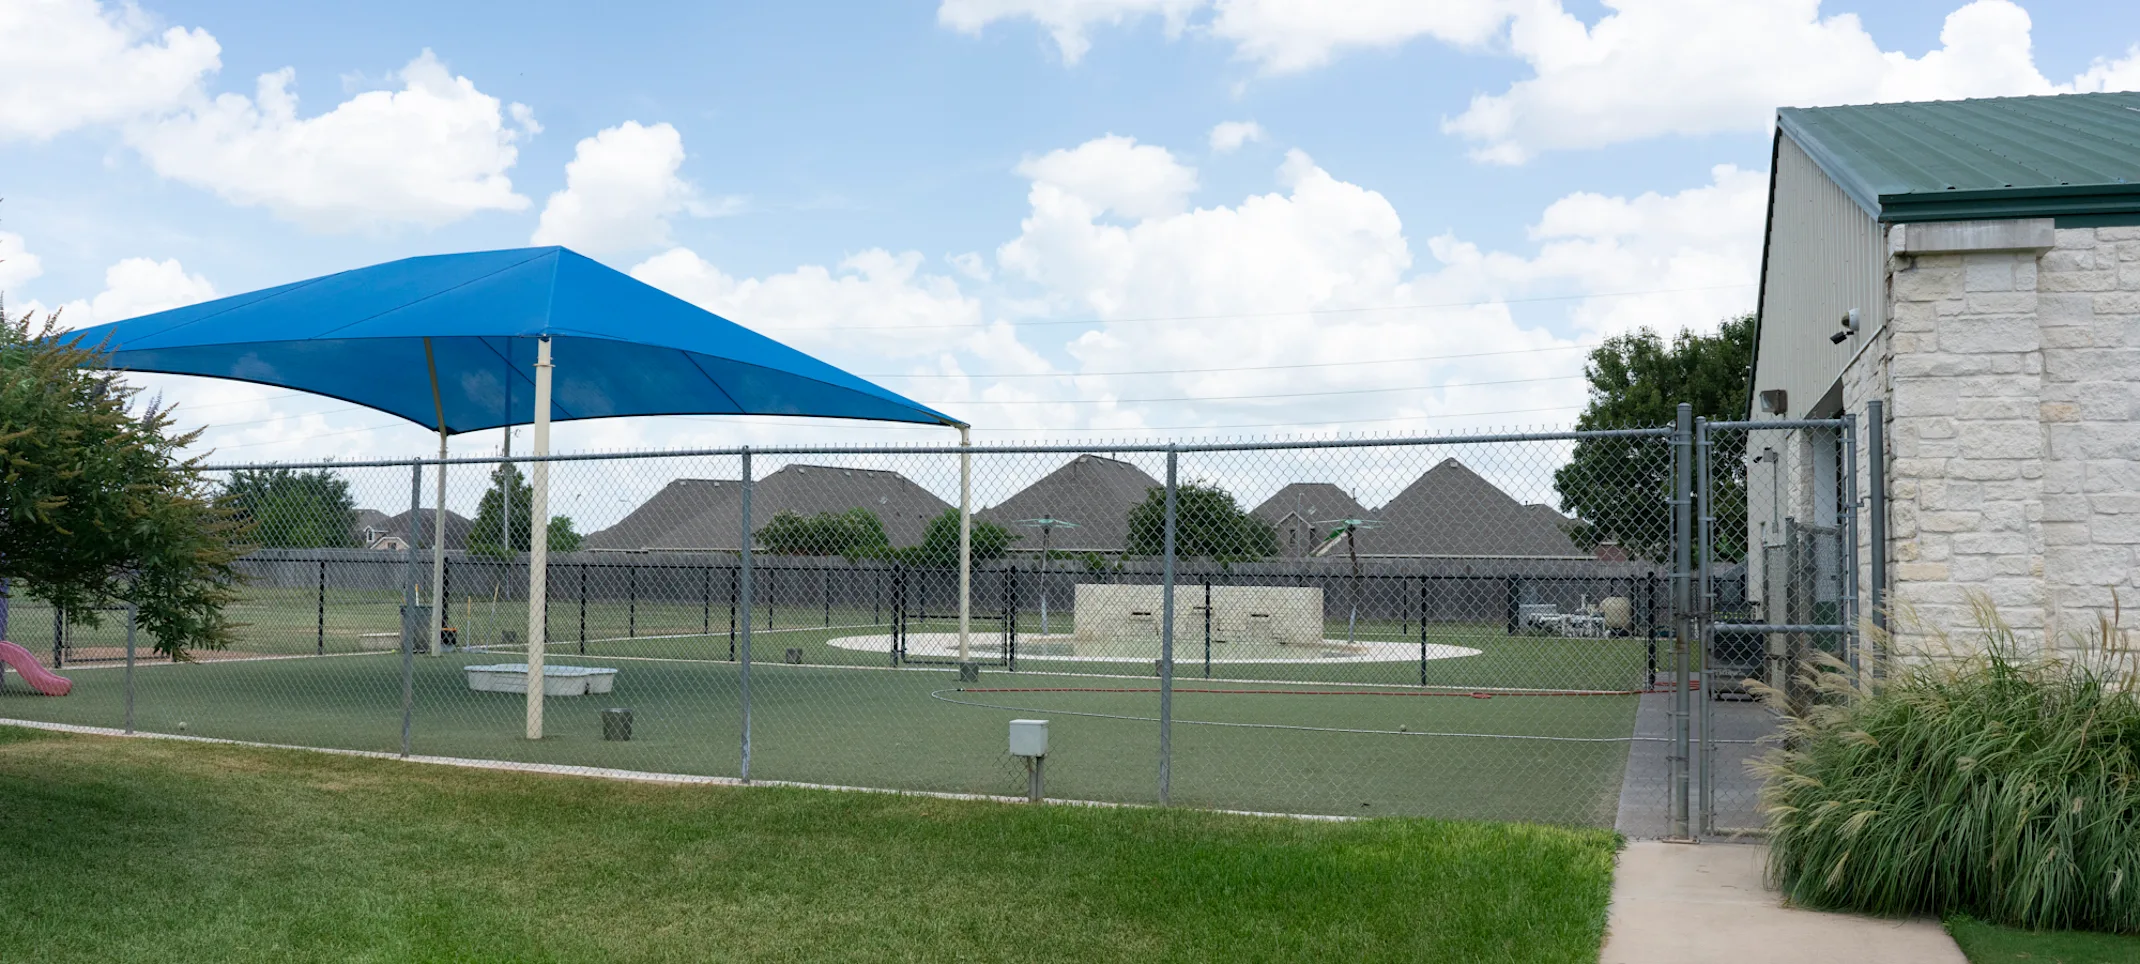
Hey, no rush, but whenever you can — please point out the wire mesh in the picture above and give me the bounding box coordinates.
[0,427,1773,831]
[1700,420,1856,836]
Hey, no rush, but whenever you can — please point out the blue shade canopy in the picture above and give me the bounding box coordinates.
[66,246,963,434]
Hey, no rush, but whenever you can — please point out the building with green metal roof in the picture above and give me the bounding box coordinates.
[1747,90,2140,659]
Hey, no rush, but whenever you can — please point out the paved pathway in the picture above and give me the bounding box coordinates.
[1601,841,1968,964]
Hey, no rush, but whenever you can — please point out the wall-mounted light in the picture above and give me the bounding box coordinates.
[1829,308,1860,345]
[1759,389,1789,415]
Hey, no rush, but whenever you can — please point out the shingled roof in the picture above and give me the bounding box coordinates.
[977,454,1161,553]
[376,508,476,551]
[1349,458,1585,559]
[584,464,951,552]
[1252,482,1369,558]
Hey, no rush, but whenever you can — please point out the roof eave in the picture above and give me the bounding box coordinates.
[1877,186,2140,223]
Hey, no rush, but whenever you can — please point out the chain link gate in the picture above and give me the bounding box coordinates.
[1691,412,1865,838]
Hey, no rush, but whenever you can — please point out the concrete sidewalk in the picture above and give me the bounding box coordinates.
[1601,841,1968,964]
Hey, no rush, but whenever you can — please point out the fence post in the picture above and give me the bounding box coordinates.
[401,460,422,759]
[1159,446,1178,806]
[1868,399,1887,672]
[739,448,754,783]
[1419,578,1429,687]
[702,565,711,637]
[628,564,637,638]
[1695,416,1714,836]
[1669,402,1694,840]
[1202,574,1212,679]
[579,564,587,651]
[317,558,327,656]
[1842,413,1862,677]
[124,604,137,734]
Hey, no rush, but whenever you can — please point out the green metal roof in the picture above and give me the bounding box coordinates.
[1778,92,2140,223]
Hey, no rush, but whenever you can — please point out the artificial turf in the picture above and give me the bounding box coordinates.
[0,724,1620,964]
[6,590,1656,824]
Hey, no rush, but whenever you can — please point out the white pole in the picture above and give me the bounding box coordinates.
[525,337,553,741]
[958,425,972,663]
[429,429,447,657]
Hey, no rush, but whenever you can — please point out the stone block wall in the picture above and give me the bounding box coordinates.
[1843,224,2140,652]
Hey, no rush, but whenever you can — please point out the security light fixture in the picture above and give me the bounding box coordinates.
[1759,389,1789,415]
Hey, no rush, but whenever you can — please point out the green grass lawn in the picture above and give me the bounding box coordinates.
[0,724,1620,963]
[1946,917,2140,964]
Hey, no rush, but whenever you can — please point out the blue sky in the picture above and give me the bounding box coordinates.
[4,0,2139,467]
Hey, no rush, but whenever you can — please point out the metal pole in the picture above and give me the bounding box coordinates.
[739,448,754,782]
[823,567,830,628]
[424,339,450,659]
[124,605,136,734]
[1159,446,1178,806]
[702,565,712,636]
[430,430,448,657]
[579,564,587,651]
[1419,578,1429,687]
[1040,525,1051,637]
[628,565,637,638]
[1843,414,1862,675]
[402,461,422,758]
[958,426,972,663]
[1202,574,1211,679]
[1695,417,1714,835]
[317,558,326,656]
[1868,399,1888,668]
[1670,402,1693,839]
[524,336,554,741]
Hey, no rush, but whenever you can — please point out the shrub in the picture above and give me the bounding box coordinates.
[1755,597,2140,932]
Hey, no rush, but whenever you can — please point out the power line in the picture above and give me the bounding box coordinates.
[858,342,1598,379]
[781,282,1755,332]
[916,373,1584,406]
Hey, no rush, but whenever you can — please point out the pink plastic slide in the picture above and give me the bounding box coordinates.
[0,640,72,696]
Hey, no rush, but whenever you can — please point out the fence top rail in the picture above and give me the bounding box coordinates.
[1703,418,1850,432]
[196,425,1673,472]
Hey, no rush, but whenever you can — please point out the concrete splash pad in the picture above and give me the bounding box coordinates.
[826,632,1480,665]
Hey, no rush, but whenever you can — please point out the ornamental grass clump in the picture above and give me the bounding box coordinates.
[1755,597,2140,932]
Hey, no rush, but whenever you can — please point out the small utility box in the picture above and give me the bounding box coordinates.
[1008,719,1049,758]
[1009,719,1049,803]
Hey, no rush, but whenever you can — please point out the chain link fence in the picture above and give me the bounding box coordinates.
[0,418,1868,833]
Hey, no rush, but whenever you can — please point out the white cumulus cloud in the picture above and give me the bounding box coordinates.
[1448,0,2140,163]
[533,121,732,256]
[1015,134,1199,221]
[44,255,217,328]
[0,0,221,141]
[937,0,1201,64]
[125,49,536,231]
[1207,120,1265,152]
[0,231,44,297]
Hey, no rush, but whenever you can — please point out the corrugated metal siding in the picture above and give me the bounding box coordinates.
[1753,133,1887,419]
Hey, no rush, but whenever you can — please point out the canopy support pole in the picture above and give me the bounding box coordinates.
[958,426,971,664]
[525,337,553,741]
[424,338,449,658]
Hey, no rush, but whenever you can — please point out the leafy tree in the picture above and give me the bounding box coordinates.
[0,308,246,657]
[755,508,890,559]
[220,467,358,548]
[546,516,582,552]
[1553,314,1754,562]
[468,464,532,559]
[895,509,1016,568]
[1125,482,1278,560]
[467,467,582,556]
